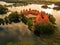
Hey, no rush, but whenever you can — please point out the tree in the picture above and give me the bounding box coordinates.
[27,18,33,30]
[21,14,28,24]
[41,5,48,9]
[4,16,9,25]
[0,5,8,14]
[42,23,55,35]
[53,6,60,10]
[34,22,56,36]
[8,12,20,23]
[34,24,42,36]
[0,18,4,25]
[48,14,56,24]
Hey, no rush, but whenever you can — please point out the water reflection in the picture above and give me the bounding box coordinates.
[0,2,60,45]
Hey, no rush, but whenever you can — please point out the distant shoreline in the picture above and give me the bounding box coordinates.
[0,1,60,6]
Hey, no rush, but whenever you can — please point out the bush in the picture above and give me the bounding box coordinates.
[34,22,56,36]
[0,5,8,14]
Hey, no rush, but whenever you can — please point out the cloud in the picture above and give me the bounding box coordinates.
[0,22,33,45]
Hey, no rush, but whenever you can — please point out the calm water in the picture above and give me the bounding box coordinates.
[2,4,60,29]
[0,2,60,45]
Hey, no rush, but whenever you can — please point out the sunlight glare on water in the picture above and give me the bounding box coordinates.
[42,8,53,14]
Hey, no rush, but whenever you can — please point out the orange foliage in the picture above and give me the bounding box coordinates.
[36,14,43,24]
[20,8,49,24]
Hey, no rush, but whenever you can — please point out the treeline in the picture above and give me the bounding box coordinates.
[0,12,19,25]
[0,12,31,25]
[0,12,27,25]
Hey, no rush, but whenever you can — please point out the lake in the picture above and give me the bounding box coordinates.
[0,2,60,45]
